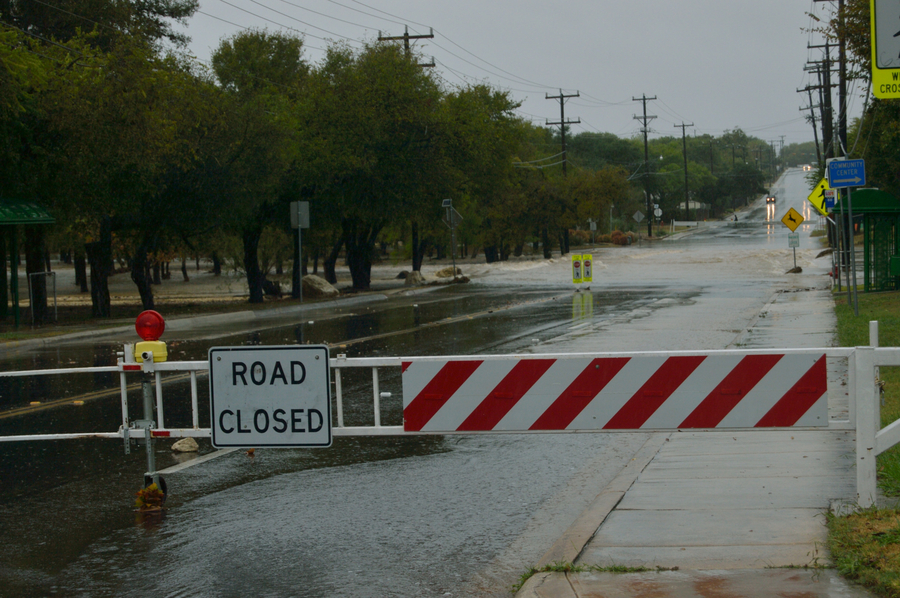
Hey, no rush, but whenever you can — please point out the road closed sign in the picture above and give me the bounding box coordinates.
[209,345,332,448]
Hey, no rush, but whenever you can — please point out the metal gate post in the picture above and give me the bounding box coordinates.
[140,355,160,488]
[855,346,878,507]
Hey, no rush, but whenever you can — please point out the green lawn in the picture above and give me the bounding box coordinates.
[829,290,900,596]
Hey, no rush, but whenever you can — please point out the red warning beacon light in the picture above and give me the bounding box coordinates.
[135,310,165,341]
[134,310,167,363]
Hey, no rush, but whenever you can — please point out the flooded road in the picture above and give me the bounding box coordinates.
[0,169,835,597]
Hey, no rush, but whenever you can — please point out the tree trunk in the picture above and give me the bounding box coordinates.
[484,245,498,263]
[212,252,222,276]
[152,262,162,285]
[411,221,425,272]
[0,229,7,319]
[85,217,113,318]
[343,218,382,290]
[74,247,88,292]
[130,242,155,311]
[541,227,552,259]
[181,258,189,282]
[243,225,265,304]
[323,236,343,284]
[25,227,48,325]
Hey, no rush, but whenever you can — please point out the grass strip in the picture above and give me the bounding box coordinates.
[830,290,900,596]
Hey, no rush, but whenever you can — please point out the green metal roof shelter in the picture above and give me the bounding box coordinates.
[836,188,900,292]
[0,200,55,328]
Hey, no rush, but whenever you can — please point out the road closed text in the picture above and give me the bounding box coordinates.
[218,407,324,434]
[232,360,306,386]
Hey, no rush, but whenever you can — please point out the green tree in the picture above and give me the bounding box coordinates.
[211,30,307,303]
[303,42,446,289]
[0,0,198,50]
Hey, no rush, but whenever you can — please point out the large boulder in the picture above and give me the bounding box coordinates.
[172,437,199,452]
[405,271,426,285]
[302,275,339,298]
[435,266,461,278]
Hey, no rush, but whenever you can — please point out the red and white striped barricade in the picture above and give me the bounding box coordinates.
[402,352,828,432]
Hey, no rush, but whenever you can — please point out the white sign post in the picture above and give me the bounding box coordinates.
[290,201,310,302]
[209,345,332,448]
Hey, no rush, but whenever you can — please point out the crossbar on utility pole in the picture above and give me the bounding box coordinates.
[378,26,435,68]
[546,90,580,177]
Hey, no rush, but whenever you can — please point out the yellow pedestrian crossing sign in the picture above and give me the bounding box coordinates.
[871,0,900,98]
[781,208,804,232]
[572,254,583,284]
[807,178,831,216]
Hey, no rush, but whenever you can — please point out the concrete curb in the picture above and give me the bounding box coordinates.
[0,287,440,357]
[517,434,670,598]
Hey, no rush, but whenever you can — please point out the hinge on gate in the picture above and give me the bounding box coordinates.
[124,419,156,451]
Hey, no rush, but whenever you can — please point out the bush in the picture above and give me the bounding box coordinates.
[597,234,611,244]
[569,229,591,247]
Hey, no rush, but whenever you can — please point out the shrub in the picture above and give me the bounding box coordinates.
[569,229,591,247]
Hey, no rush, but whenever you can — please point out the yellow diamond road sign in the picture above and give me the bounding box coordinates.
[872,0,900,98]
[807,178,830,216]
[781,208,804,232]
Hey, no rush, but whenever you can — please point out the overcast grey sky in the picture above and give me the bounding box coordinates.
[176,0,859,147]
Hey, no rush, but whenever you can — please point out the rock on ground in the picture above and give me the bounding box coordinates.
[302,275,340,297]
[171,437,199,452]
[405,271,426,285]
[435,266,462,278]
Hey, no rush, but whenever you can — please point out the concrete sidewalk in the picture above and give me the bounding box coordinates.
[517,281,876,597]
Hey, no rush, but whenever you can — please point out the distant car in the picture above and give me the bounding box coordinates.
[766,195,776,204]
[802,164,813,171]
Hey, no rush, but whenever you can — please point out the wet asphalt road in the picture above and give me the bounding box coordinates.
[0,169,834,597]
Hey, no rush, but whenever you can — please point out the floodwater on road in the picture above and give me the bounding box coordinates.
[0,169,837,597]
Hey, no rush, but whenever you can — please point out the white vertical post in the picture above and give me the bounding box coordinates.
[119,370,129,426]
[848,350,857,428]
[872,321,881,406]
[155,371,164,430]
[334,368,344,428]
[190,370,199,429]
[856,347,878,507]
[372,368,381,428]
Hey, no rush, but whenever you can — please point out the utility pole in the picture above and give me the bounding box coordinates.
[546,90,580,177]
[798,86,822,166]
[378,26,436,67]
[806,44,835,159]
[675,122,693,220]
[812,0,847,155]
[633,94,657,237]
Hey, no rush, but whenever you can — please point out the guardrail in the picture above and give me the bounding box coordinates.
[0,335,897,507]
